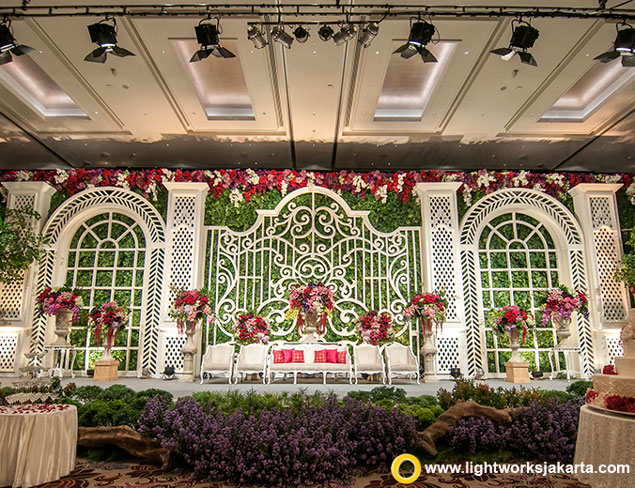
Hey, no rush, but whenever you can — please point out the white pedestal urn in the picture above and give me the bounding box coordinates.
[52,309,73,346]
[553,316,572,344]
[179,321,198,382]
[509,331,523,362]
[299,311,325,343]
[504,329,530,383]
[420,319,439,383]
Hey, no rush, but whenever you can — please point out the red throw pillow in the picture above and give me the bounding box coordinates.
[282,349,294,363]
[325,349,338,363]
[314,350,327,363]
[292,350,305,363]
[273,350,284,364]
[337,351,347,364]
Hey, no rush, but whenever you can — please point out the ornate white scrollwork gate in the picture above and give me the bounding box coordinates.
[204,187,422,346]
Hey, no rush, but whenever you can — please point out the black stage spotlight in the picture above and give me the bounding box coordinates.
[271,26,294,49]
[247,25,268,49]
[84,18,135,63]
[393,20,438,63]
[333,24,357,46]
[358,22,379,48]
[294,26,310,43]
[318,25,334,42]
[595,23,635,67]
[190,21,235,62]
[491,19,539,67]
[0,19,34,66]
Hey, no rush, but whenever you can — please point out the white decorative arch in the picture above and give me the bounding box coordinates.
[31,187,166,374]
[205,186,423,344]
[459,188,594,378]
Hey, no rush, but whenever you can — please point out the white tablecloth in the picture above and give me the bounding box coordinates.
[574,405,635,488]
[0,404,77,488]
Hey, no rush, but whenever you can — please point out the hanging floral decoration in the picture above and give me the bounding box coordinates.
[36,286,83,322]
[541,285,588,326]
[285,282,334,335]
[1,169,633,208]
[491,305,533,345]
[403,292,448,334]
[88,301,129,350]
[232,313,271,345]
[356,311,394,345]
[169,288,214,335]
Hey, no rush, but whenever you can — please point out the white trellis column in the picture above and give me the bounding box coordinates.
[414,182,466,380]
[160,182,209,379]
[0,182,56,376]
[570,183,627,370]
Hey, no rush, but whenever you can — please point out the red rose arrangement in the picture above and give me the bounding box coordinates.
[285,282,334,335]
[88,301,129,354]
[36,286,83,322]
[232,313,270,345]
[169,289,214,335]
[491,305,533,344]
[356,311,394,345]
[403,292,448,334]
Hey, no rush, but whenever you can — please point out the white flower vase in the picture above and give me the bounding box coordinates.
[179,321,198,382]
[420,319,438,383]
[553,316,572,343]
[52,309,73,346]
[509,331,522,363]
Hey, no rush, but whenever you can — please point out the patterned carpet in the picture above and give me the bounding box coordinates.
[34,461,592,488]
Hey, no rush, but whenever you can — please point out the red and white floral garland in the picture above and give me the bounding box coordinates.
[0,404,72,415]
[1,169,633,208]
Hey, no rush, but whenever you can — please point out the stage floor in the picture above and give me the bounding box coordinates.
[53,376,576,398]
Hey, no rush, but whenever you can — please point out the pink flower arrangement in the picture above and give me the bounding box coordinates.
[403,292,448,334]
[491,305,533,344]
[232,313,270,345]
[36,287,83,321]
[169,289,214,335]
[285,282,334,335]
[541,285,588,326]
[1,169,631,208]
[356,311,394,345]
[88,301,129,350]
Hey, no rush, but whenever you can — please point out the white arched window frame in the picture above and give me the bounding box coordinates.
[460,189,594,378]
[31,187,166,376]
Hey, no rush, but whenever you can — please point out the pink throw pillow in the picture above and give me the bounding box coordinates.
[292,350,305,363]
[273,350,284,364]
[337,351,347,364]
[325,349,338,363]
[314,350,327,363]
[281,349,294,363]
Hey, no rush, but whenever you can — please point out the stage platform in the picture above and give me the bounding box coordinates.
[49,376,576,398]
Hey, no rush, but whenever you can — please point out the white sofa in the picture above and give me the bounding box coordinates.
[200,343,235,384]
[267,342,352,384]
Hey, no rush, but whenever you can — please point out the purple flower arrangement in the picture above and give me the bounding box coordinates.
[139,396,416,486]
[448,398,584,462]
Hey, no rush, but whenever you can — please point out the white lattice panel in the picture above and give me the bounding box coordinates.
[431,227,457,319]
[163,336,186,372]
[0,273,25,320]
[606,336,624,365]
[173,196,196,228]
[168,196,197,304]
[594,227,628,322]
[430,196,452,227]
[12,194,35,211]
[590,197,614,229]
[0,333,18,371]
[437,336,460,373]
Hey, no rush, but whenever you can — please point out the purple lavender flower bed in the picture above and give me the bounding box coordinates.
[447,398,584,463]
[139,396,417,486]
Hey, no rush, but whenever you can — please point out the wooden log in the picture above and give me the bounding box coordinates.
[78,425,170,467]
[417,401,517,456]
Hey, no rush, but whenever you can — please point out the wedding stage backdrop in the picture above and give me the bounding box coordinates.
[0,170,632,380]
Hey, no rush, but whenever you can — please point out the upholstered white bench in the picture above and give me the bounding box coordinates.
[267,343,352,384]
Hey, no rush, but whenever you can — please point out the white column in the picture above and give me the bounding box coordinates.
[0,182,56,376]
[160,182,208,378]
[570,183,626,370]
[414,182,466,380]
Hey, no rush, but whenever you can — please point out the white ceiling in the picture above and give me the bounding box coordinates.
[0,0,633,172]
